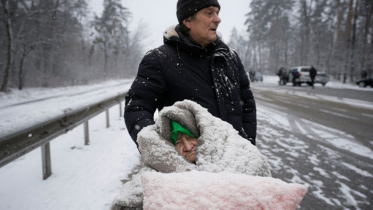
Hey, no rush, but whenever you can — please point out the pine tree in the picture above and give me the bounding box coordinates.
[91,0,131,78]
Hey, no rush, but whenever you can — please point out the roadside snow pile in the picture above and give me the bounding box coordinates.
[142,171,307,210]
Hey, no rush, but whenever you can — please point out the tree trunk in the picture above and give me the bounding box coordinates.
[43,0,60,87]
[19,47,27,90]
[343,0,354,83]
[316,30,321,66]
[365,0,373,40]
[18,44,34,90]
[326,31,334,76]
[104,43,108,79]
[1,0,13,92]
[301,0,310,65]
[361,0,373,75]
[336,0,343,49]
[284,32,288,67]
[257,1,262,72]
[349,0,358,83]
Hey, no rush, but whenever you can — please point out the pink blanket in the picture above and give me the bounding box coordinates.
[142,171,307,210]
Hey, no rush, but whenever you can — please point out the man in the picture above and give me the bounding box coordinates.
[309,66,317,89]
[291,68,299,86]
[124,0,257,148]
[277,67,286,85]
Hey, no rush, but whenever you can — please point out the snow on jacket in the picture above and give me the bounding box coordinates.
[124,25,257,147]
[111,100,270,210]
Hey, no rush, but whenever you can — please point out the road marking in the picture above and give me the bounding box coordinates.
[361,113,373,118]
[319,109,359,121]
[332,107,348,112]
[341,162,373,178]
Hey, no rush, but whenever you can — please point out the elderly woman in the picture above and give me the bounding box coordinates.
[111,100,271,210]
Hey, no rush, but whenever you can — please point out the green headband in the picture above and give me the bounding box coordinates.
[170,121,195,145]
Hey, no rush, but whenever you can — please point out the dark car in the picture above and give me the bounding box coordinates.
[254,72,263,82]
[356,76,373,88]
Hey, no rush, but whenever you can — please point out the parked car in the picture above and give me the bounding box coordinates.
[246,71,263,82]
[315,72,329,86]
[284,66,307,86]
[286,66,326,86]
[254,72,263,82]
[356,76,373,88]
[289,66,311,86]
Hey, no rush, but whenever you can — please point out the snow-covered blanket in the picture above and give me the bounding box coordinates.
[142,171,307,210]
[111,100,271,209]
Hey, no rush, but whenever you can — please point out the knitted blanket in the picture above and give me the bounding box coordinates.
[142,171,307,210]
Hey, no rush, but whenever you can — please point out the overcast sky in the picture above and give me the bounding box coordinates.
[88,0,253,52]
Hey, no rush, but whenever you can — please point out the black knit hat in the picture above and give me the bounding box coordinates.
[177,0,221,23]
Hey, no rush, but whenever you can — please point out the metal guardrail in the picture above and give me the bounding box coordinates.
[0,92,127,179]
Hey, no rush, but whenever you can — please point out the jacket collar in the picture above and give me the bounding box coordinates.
[163,25,228,56]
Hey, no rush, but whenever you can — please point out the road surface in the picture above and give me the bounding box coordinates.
[252,82,373,210]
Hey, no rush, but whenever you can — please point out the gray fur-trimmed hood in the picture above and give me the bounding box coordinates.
[163,24,223,42]
[139,99,271,176]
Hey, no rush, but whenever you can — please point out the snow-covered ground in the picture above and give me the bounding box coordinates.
[0,76,372,209]
[0,79,133,138]
[0,103,141,209]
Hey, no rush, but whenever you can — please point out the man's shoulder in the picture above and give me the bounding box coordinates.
[144,44,176,58]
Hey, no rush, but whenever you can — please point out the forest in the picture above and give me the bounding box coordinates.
[0,0,145,92]
[229,0,373,83]
[1,0,372,92]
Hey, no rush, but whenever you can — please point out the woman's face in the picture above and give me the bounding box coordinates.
[175,133,198,163]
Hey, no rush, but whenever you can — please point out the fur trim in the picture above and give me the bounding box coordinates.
[163,25,179,39]
[163,25,223,41]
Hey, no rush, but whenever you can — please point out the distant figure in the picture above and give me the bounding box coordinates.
[309,66,317,89]
[361,70,367,79]
[277,67,286,85]
[249,70,255,82]
[292,68,299,86]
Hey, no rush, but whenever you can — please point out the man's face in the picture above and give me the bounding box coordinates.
[175,133,198,163]
[184,6,221,48]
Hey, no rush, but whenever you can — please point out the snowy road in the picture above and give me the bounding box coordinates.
[252,82,373,210]
[1,77,373,209]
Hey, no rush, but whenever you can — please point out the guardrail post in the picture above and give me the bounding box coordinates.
[106,109,110,128]
[41,142,52,180]
[119,101,123,117]
[84,121,89,145]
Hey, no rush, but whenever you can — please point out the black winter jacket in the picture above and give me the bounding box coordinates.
[124,25,257,146]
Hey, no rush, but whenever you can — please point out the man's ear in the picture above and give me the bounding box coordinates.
[183,18,192,29]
